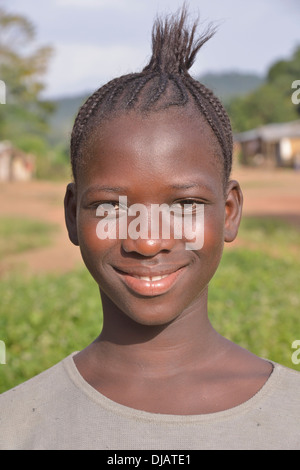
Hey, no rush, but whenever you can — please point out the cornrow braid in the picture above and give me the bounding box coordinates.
[70,6,233,187]
[71,73,145,166]
[125,73,157,108]
[143,73,169,109]
[182,76,233,181]
[167,74,189,109]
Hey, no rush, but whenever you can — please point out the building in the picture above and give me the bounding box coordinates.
[0,141,35,181]
[234,120,300,169]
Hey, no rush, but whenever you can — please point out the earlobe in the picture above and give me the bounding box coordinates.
[64,182,79,246]
[224,180,243,243]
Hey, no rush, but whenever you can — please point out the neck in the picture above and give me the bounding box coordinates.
[90,288,227,378]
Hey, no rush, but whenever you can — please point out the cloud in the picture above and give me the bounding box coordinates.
[44,42,148,97]
[56,0,140,10]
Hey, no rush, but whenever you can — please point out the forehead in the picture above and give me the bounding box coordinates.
[77,107,224,194]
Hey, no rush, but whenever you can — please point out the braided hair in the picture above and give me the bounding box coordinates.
[70,7,233,186]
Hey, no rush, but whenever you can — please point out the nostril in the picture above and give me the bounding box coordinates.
[121,236,175,256]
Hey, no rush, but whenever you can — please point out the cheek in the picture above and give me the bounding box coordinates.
[204,212,225,251]
[77,215,117,275]
[192,207,225,273]
[78,215,100,252]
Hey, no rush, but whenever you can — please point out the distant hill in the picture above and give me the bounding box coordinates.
[47,92,90,145]
[47,71,264,145]
[199,71,264,103]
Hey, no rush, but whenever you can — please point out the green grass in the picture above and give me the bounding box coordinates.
[209,216,300,368]
[0,217,58,258]
[0,268,101,392]
[209,248,300,366]
[0,215,299,393]
[237,216,300,263]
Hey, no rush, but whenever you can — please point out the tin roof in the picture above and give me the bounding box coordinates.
[234,120,300,142]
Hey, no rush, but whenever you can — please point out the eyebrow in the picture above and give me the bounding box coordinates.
[83,185,128,197]
[83,181,214,197]
[168,182,214,192]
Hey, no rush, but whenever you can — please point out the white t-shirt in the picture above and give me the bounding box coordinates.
[0,353,300,450]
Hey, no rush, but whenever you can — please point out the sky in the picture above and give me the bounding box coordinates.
[5,0,300,99]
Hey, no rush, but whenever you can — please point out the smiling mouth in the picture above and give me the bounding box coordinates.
[131,274,169,282]
[113,266,185,297]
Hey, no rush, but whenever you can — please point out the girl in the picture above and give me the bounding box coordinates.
[1,7,299,450]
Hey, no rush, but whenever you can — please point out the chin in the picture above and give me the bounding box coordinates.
[103,290,184,328]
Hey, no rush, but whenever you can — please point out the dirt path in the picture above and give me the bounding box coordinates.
[0,180,82,275]
[0,167,299,276]
[232,167,300,228]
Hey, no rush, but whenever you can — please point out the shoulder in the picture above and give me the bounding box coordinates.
[0,354,75,449]
[267,362,300,408]
[0,356,69,406]
[248,362,300,448]
[252,361,300,438]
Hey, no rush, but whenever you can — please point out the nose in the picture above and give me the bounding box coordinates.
[121,236,175,257]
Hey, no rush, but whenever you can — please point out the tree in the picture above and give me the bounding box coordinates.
[0,7,55,146]
[227,46,300,133]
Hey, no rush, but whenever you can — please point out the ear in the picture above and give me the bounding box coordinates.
[224,180,243,243]
[64,182,79,246]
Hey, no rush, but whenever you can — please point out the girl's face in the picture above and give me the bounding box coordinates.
[65,108,242,326]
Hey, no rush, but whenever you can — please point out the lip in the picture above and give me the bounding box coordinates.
[113,266,186,297]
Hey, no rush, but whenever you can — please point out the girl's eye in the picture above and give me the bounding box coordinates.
[170,200,203,215]
[95,202,127,218]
